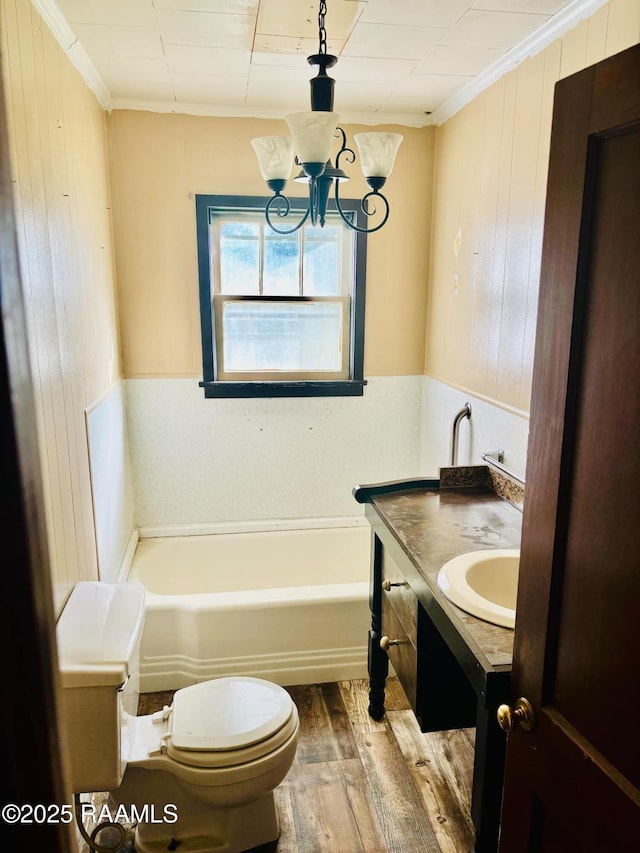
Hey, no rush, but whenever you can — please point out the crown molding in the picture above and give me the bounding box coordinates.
[427,0,609,126]
[31,0,112,109]
[109,98,431,128]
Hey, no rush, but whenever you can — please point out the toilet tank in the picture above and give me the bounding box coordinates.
[56,581,145,793]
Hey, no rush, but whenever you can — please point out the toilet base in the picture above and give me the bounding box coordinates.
[133,791,280,853]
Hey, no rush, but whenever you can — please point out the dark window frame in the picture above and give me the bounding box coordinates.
[196,194,367,398]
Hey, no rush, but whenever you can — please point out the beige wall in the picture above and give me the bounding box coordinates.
[425,0,640,414]
[1,0,121,613]
[107,111,433,378]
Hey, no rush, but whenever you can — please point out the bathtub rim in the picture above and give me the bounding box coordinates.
[135,514,369,541]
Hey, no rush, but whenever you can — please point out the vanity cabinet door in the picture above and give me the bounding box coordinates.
[380,589,418,709]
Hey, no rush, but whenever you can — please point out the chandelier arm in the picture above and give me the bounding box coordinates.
[265,194,311,235]
[334,180,390,234]
[334,127,355,171]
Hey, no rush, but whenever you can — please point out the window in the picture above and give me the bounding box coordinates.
[196,195,367,398]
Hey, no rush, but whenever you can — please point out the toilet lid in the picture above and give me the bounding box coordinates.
[170,677,293,752]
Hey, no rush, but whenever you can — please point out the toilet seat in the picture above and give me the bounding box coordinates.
[166,677,296,769]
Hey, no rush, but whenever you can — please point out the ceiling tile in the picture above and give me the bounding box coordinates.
[333,56,418,84]
[171,72,249,104]
[245,73,308,109]
[441,10,549,49]
[472,0,569,13]
[91,55,170,81]
[153,0,259,11]
[246,63,309,101]
[332,81,393,111]
[105,78,175,101]
[343,23,449,60]
[56,0,156,27]
[70,24,165,58]
[253,33,345,56]
[251,50,316,67]
[156,10,256,49]
[414,45,504,76]
[164,44,251,76]
[381,73,474,112]
[257,0,365,40]
[362,0,472,29]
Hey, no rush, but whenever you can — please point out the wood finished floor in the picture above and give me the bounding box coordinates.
[138,678,476,853]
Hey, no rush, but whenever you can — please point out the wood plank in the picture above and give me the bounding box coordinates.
[355,729,442,853]
[383,676,412,712]
[338,679,387,734]
[387,710,476,853]
[605,0,640,56]
[287,760,387,853]
[286,684,344,765]
[138,691,174,715]
[270,781,298,853]
[339,676,411,734]
[320,681,359,759]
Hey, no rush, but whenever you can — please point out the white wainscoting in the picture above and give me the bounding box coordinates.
[420,376,530,481]
[85,381,136,583]
[125,376,424,528]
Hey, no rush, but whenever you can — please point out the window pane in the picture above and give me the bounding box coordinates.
[219,221,260,294]
[222,301,343,373]
[303,224,341,295]
[263,231,299,295]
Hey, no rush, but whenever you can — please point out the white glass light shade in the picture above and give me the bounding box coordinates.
[285,111,339,164]
[354,132,403,178]
[250,136,293,181]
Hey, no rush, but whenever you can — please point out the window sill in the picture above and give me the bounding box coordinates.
[199,380,366,398]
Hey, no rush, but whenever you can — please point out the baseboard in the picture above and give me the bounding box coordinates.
[139,645,368,692]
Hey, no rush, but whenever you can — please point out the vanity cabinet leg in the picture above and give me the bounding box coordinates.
[368,628,388,720]
[470,690,508,853]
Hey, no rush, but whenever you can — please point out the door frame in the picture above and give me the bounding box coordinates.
[0,39,73,852]
[499,43,640,850]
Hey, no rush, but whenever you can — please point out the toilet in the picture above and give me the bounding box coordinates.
[56,581,299,853]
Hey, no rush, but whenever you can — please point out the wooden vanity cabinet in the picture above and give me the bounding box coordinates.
[357,479,521,853]
[380,545,476,731]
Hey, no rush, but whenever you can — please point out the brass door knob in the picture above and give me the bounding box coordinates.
[380,636,404,651]
[496,697,535,732]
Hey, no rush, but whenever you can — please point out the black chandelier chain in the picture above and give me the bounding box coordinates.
[318,0,327,55]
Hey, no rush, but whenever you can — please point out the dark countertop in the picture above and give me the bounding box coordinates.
[367,484,522,672]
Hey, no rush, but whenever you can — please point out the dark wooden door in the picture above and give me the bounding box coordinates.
[499,44,640,851]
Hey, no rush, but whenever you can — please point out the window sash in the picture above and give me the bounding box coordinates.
[209,211,352,299]
[213,294,350,381]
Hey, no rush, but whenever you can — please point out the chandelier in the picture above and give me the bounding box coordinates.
[250,0,403,234]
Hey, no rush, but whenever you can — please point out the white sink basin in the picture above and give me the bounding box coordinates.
[436,549,519,629]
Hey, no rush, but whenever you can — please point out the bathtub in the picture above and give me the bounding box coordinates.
[127,523,372,691]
